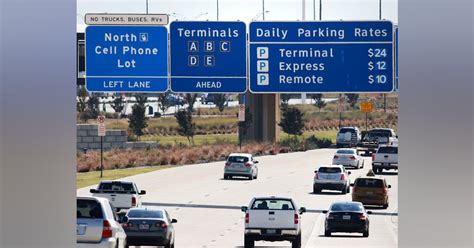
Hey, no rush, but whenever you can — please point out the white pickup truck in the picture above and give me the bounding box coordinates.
[241,197,306,248]
[372,145,398,174]
[90,181,146,212]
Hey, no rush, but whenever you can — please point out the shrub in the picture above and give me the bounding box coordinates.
[278,136,303,151]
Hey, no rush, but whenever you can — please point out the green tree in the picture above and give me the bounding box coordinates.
[345,94,359,110]
[128,94,148,138]
[87,94,100,120]
[185,93,198,112]
[175,109,196,145]
[280,94,291,107]
[157,92,171,115]
[111,96,125,117]
[77,86,88,122]
[279,106,305,138]
[311,94,327,112]
[211,94,227,112]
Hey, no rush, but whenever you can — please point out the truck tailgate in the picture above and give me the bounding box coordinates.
[248,209,296,229]
[374,153,398,164]
[92,192,133,209]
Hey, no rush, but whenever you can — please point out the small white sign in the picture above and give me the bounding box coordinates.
[238,104,245,122]
[85,13,169,25]
[97,115,106,137]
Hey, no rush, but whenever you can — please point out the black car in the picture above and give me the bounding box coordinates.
[323,201,371,237]
[121,208,177,248]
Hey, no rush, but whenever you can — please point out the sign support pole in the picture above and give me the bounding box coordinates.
[366,112,368,131]
[100,136,103,178]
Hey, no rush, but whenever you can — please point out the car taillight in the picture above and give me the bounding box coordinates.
[372,154,375,160]
[314,172,319,180]
[156,222,168,228]
[327,214,335,220]
[340,174,345,180]
[122,222,133,228]
[359,214,367,220]
[245,163,252,167]
[245,213,249,224]
[333,155,339,159]
[225,162,231,167]
[102,220,113,238]
[350,156,356,160]
[294,214,299,224]
[383,188,388,194]
[131,196,137,207]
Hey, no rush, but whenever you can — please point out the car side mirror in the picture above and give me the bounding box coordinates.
[347,171,351,175]
[388,185,392,188]
[241,206,248,212]
[171,219,178,223]
[322,210,328,214]
[299,207,306,214]
[367,211,373,215]
[350,183,354,187]
[90,189,98,194]
[139,190,146,195]
[254,161,259,164]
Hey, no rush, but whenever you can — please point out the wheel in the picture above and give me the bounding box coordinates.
[224,175,228,179]
[363,230,369,237]
[253,173,258,179]
[248,175,253,180]
[357,161,360,169]
[324,230,331,237]
[336,144,341,148]
[341,187,347,194]
[346,185,350,193]
[313,186,321,194]
[383,203,389,209]
[362,160,365,168]
[244,235,254,248]
[292,233,302,248]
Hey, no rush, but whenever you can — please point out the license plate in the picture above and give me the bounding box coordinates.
[367,192,374,195]
[139,224,150,230]
[76,225,86,235]
[266,229,276,234]
[343,215,351,220]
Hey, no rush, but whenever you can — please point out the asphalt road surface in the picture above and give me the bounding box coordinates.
[77,148,398,248]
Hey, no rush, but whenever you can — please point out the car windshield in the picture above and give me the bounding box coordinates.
[355,178,385,188]
[228,156,249,163]
[98,182,135,192]
[339,128,355,133]
[77,199,103,219]
[251,199,295,210]
[378,146,398,154]
[330,203,364,212]
[318,167,342,173]
[369,130,391,138]
[337,149,355,154]
[127,209,164,219]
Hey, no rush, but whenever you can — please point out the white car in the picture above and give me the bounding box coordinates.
[313,165,351,194]
[332,148,364,169]
[224,153,259,180]
[77,196,127,248]
[242,196,306,248]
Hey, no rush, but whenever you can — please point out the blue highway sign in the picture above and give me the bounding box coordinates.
[249,21,394,93]
[86,26,168,92]
[170,21,247,93]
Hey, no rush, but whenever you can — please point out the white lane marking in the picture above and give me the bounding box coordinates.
[304,213,325,248]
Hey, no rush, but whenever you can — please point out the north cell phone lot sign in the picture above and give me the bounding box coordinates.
[170,21,247,93]
[249,21,394,93]
[85,26,168,92]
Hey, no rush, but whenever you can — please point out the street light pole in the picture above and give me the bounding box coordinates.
[379,0,387,112]
[262,0,265,20]
[146,0,148,14]
[217,0,219,21]
[319,0,322,20]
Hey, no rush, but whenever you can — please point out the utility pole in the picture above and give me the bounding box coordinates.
[146,0,148,14]
[217,0,219,21]
[379,0,387,113]
[301,0,307,104]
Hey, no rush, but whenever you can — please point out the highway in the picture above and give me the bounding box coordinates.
[77,148,398,247]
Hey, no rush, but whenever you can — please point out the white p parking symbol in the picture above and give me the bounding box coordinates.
[257,47,269,59]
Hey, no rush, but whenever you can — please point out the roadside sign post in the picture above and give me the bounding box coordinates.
[97,115,106,178]
[238,103,246,150]
[249,21,394,93]
[360,101,373,131]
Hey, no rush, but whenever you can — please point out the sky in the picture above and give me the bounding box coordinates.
[77,0,398,32]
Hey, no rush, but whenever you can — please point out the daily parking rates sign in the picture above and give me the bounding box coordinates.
[249,21,394,93]
[85,26,168,92]
[170,21,247,93]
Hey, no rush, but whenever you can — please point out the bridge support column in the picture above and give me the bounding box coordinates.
[242,93,280,143]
